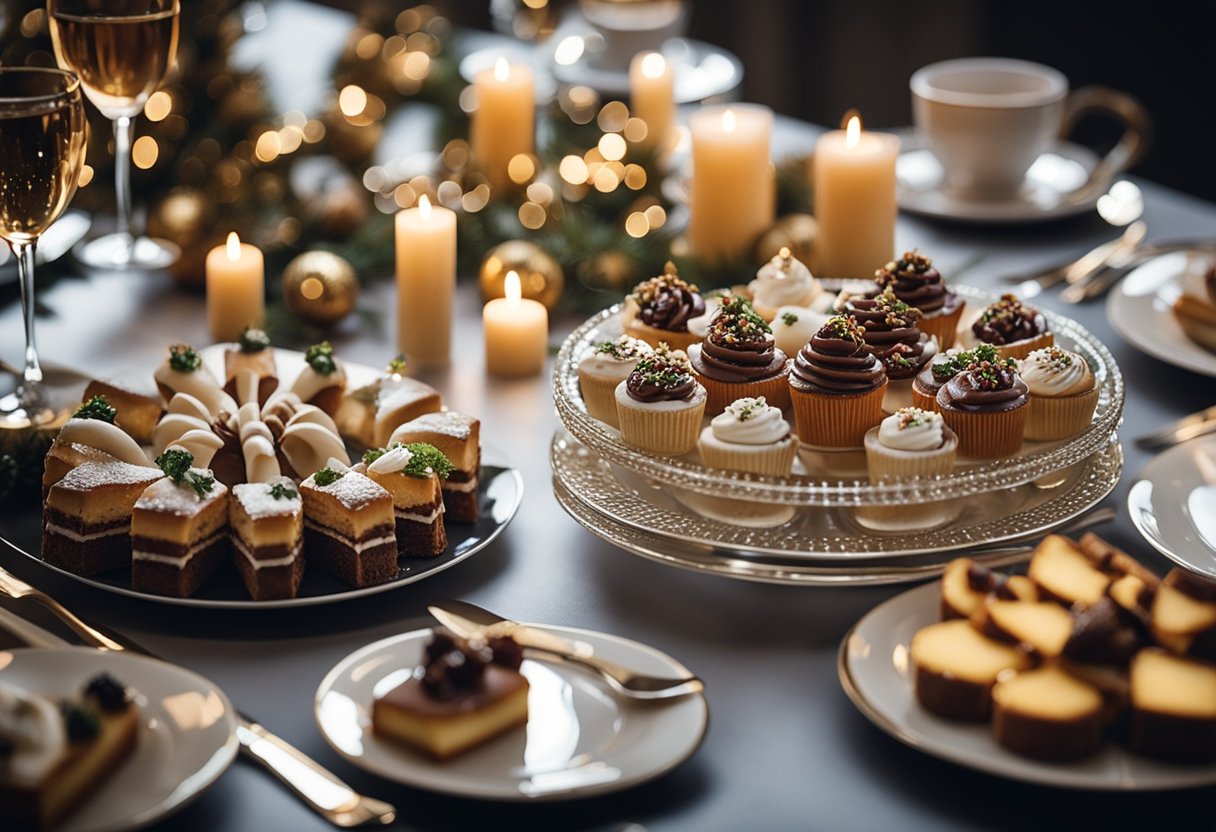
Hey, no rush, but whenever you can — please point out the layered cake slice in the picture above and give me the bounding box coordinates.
[991,663,1105,761]
[222,327,278,406]
[1027,534,1111,606]
[80,380,163,444]
[976,600,1075,660]
[130,450,230,598]
[389,412,480,522]
[0,673,139,831]
[230,477,304,601]
[299,466,397,587]
[362,444,451,557]
[43,397,154,496]
[373,629,528,760]
[335,357,441,449]
[910,619,1032,721]
[1129,648,1216,761]
[42,460,163,576]
[939,557,1036,621]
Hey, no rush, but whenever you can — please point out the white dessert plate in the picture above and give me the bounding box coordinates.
[1128,432,1216,580]
[896,137,1100,224]
[1106,250,1216,377]
[315,624,708,801]
[0,646,239,831]
[0,348,524,609]
[838,583,1216,790]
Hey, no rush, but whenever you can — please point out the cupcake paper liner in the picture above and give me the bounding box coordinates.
[910,384,940,413]
[698,432,799,476]
[995,332,1055,362]
[579,370,627,427]
[616,395,706,455]
[1024,385,1100,441]
[624,319,701,353]
[938,401,1028,458]
[696,366,792,415]
[791,380,888,448]
[920,304,965,350]
[863,427,958,481]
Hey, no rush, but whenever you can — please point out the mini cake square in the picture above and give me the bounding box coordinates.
[230,477,305,601]
[299,467,398,587]
[362,444,450,557]
[389,412,480,522]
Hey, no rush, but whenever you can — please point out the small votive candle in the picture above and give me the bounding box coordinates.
[629,51,674,153]
[206,232,264,343]
[483,270,548,377]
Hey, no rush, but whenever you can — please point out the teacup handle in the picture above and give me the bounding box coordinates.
[1059,85,1153,202]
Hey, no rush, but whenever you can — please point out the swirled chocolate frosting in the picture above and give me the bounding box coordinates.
[971,293,1048,346]
[845,289,938,380]
[937,359,1029,413]
[625,345,700,403]
[690,295,788,382]
[631,262,705,332]
[790,316,886,394]
[874,250,960,317]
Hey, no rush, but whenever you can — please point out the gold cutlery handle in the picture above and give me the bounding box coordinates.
[25,589,126,652]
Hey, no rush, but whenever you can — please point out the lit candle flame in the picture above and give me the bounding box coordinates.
[641,52,666,79]
[418,193,432,219]
[722,108,736,133]
[226,232,241,261]
[494,57,510,82]
[505,270,521,304]
[846,115,861,148]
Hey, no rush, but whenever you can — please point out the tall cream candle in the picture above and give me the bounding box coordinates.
[813,115,899,279]
[483,271,548,377]
[686,104,774,263]
[470,58,535,194]
[206,232,264,343]
[629,51,674,153]
[395,195,457,368]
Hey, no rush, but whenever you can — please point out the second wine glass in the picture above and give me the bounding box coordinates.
[48,0,181,270]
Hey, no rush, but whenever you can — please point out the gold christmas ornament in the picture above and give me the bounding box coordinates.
[755,213,820,272]
[576,249,637,292]
[148,188,215,288]
[479,240,564,309]
[282,251,359,326]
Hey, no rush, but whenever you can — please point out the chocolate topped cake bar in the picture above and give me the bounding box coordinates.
[389,412,480,522]
[299,467,397,587]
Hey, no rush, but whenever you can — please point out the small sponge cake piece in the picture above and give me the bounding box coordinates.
[42,460,163,576]
[910,619,1033,721]
[992,664,1105,761]
[1027,535,1111,606]
[1149,581,1216,661]
[363,446,447,557]
[975,600,1074,659]
[229,478,305,601]
[389,412,480,523]
[81,379,163,444]
[299,468,398,587]
[1129,648,1216,762]
[130,473,230,598]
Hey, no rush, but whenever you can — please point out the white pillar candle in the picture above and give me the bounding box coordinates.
[813,114,899,279]
[483,270,548,377]
[395,195,457,368]
[686,104,774,263]
[470,57,535,195]
[206,232,264,343]
[630,51,674,153]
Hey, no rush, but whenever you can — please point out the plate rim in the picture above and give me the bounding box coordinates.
[1127,434,1216,580]
[1,645,240,831]
[312,623,709,802]
[836,582,1216,791]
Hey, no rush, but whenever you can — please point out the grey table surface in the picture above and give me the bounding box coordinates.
[3,103,1216,832]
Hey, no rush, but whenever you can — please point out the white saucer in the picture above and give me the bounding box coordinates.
[1128,433,1216,580]
[1107,250,1216,377]
[314,624,707,801]
[839,583,1216,790]
[897,138,1100,224]
[0,647,239,832]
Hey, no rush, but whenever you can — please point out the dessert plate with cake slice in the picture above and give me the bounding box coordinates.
[0,646,238,831]
[315,624,708,801]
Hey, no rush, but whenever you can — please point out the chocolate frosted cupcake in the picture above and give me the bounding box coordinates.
[846,287,939,383]
[1018,346,1099,441]
[936,354,1029,458]
[622,261,706,352]
[614,343,707,455]
[875,251,964,349]
[970,293,1053,360]
[578,335,653,427]
[688,295,791,412]
[911,344,1000,412]
[789,316,888,448]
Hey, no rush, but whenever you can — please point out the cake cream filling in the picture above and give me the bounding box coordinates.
[132,528,228,566]
[44,523,125,543]
[396,502,445,524]
[232,536,302,570]
[303,518,396,553]
[441,478,478,493]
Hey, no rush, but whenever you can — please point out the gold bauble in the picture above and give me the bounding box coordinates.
[577,250,638,293]
[479,240,564,309]
[148,188,215,288]
[755,213,820,272]
[282,251,359,326]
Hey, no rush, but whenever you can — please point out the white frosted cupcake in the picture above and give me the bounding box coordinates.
[614,344,707,455]
[1018,346,1099,441]
[748,247,822,321]
[698,397,798,476]
[578,335,653,427]
[771,305,831,360]
[863,407,958,481]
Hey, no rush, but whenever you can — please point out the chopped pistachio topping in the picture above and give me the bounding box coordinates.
[168,344,202,373]
[74,395,116,424]
[817,315,866,344]
[386,354,408,374]
[239,327,271,353]
[726,397,768,422]
[780,312,799,326]
[709,294,772,342]
[305,341,338,375]
[894,407,929,429]
[593,335,650,361]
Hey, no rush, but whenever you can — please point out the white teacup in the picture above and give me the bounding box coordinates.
[911,58,1070,199]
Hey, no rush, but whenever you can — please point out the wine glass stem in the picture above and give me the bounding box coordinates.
[13,241,42,405]
[113,115,134,259]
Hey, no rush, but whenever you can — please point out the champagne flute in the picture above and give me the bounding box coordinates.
[0,68,87,426]
[48,0,180,270]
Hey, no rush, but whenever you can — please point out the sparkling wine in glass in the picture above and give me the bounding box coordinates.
[49,0,181,270]
[0,68,87,425]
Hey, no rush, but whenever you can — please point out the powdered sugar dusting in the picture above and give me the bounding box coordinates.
[302,469,388,509]
[60,460,162,491]
[233,477,301,519]
[392,411,476,441]
[135,470,227,515]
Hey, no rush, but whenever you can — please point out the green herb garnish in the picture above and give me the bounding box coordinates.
[305,341,337,375]
[313,467,344,487]
[74,395,116,424]
[269,482,298,500]
[155,448,215,498]
[817,315,865,344]
[709,294,771,342]
[780,312,798,326]
[362,445,393,465]
[386,354,408,374]
[401,443,455,480]
[168,344,202,373]
[239,327,271,353]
